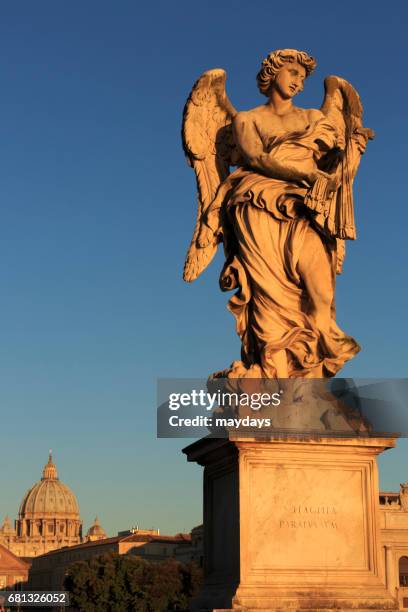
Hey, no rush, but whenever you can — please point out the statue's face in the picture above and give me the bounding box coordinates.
[273,62,306,99]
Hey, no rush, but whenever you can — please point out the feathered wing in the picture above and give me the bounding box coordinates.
[321,76,374,235]
[182,69,238,282]
[305,76,374,272]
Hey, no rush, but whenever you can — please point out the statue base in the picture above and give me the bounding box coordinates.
[183,434,399,611]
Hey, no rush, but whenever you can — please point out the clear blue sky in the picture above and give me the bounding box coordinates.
[0,1,407,536]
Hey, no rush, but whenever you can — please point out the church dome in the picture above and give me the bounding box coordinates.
[85,516,107,542]
[18,452,80,519]
[0,515,15,535]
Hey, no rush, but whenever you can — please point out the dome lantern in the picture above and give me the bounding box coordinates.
[42,450,58,481]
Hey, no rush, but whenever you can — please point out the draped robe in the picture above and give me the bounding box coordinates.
[208,116,360,378]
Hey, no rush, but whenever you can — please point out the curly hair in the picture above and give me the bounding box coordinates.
[257,49,316,96]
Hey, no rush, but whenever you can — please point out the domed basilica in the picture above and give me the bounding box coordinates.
[0,452,105,557]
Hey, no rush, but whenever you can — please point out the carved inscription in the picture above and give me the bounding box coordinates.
[279,505,338,529]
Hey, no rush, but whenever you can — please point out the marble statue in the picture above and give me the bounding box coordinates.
[182,49,374,379]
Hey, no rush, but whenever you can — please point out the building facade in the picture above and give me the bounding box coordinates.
[380,483,408,609]
[0,544,30,591]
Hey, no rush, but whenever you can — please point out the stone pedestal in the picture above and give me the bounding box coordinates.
[183,434,399,611]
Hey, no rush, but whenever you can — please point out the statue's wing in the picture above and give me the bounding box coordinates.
[320,75,375,172]
[318,76,374,272]
[182,69,238,282]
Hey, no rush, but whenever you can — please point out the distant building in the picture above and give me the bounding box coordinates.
[380,483,408,609]
[83,517,107,543]
[0,452,82,558]
[117,527,160,537]
[0,450,199,599]
[0,544,30,591]
[29,530,192,591]
[175,524,203,566]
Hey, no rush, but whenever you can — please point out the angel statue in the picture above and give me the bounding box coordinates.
[182,49,374,379]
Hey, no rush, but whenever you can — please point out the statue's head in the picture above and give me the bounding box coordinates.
[257,49,316,99]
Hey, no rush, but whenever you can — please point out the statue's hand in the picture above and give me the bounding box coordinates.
[306,170,340,195]
[307,169,332,184]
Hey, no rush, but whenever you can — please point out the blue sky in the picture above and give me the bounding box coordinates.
[0,1,407,536]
